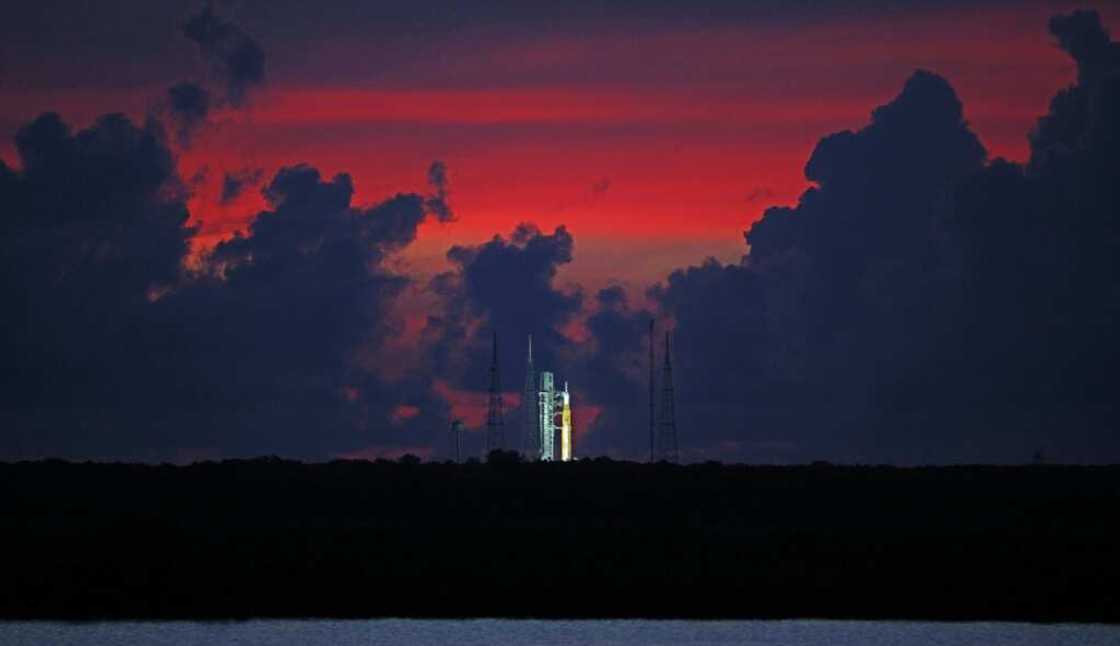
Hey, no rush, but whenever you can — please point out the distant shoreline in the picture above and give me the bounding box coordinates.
[3,460,1117,623]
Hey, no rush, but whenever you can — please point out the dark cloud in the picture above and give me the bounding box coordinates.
[158,5,266,149]
[0,112,450,461]
[564,286,653,457]
[7,112,190,289]
[1,112,195,458]
[946,9,1120,462]
[425,224,581,389]
[219,167,263,204]
[595,284,626,308]
[1030,9,1120,167]
[181,2,265,106]
[166,82,212,147]
[650,12,1120,464]
[425,160,454,222]
[649,260,806,462]
[693,69,982,463]
[1048,9,1120,86]
[448,224,579,330]
[654,69,988,462]
[168,164,449,457]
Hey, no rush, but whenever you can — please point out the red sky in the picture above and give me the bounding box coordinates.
[1,1,1116,296]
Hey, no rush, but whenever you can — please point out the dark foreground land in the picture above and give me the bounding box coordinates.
[2,458,1118,621]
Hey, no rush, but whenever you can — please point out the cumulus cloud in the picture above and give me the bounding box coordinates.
[1048,9,1120,86]
[168,164,450,456]
[650,11,1120,463]
[948,9,1120,461]
[563,286,654,457]
[1,112,194,458]
[656,69,987,462]
[0,112,450,460]
[424,224,581,392]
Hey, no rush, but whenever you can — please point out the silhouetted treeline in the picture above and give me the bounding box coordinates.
[2,458,1118,621]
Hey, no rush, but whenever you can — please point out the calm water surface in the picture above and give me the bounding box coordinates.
[1,619,1117,645]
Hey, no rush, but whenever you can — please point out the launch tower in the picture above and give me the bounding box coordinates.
[521,335,540,460]
[538,371,556,461]
[485,331,504,453]
[656,331,679,462]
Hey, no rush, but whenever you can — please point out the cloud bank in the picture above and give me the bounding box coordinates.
[647,10,1120,463]
[0,112,451,460]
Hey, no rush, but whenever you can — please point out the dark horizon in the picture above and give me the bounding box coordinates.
[4,458,1118,622]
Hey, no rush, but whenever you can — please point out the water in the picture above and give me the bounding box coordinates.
[1,619,1117,645]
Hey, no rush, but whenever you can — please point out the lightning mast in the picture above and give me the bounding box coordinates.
[657,330,679,463]
[521,334,540,460]
[649,318,656,462]
[485,330,504,454]
[450,419,463,463]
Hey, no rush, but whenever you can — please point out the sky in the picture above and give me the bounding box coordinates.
[3,1,1109,287]
[2,1,1119,463]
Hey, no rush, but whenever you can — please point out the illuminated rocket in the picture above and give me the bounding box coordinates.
[524,336,575,462]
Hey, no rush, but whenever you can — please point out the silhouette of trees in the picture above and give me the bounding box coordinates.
[485,449,522,465]
[1,460,1116,621]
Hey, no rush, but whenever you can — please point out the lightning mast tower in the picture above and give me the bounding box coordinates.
[521,335,540,460]
[485,331,504,454]
[649,318,656,462]
[450,419,463,463]
[656,330,679,463]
